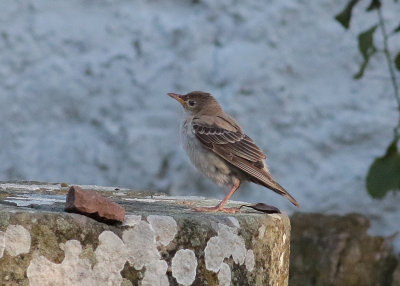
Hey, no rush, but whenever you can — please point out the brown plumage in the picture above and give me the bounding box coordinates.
[168,91,299,213]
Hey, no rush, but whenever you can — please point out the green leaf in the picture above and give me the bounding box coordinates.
[354,60,370,79]
[394,24,400,34]
[358,25,378,59]
[395,52,400,71]
[334,0,360,29]
[366,0,381,11]
[353,25,378,79]
[367,140,400,198]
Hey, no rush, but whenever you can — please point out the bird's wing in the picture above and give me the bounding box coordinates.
[192,114,299,207]
[192,115,266,163]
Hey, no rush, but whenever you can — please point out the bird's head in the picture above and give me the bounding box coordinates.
[168,91,222,116]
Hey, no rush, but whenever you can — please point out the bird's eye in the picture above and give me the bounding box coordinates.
[188,100,196,106]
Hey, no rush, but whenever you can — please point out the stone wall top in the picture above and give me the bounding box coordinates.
[0,181,291,286]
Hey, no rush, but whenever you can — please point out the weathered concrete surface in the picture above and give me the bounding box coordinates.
[0,181,290,286]
[290,213,399,286]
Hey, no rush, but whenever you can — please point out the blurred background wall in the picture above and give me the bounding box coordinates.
[0,0,399,248]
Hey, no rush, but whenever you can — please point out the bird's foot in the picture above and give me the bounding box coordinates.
[192,206,241,214]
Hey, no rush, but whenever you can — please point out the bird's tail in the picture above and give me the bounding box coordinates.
[256,171,300,208]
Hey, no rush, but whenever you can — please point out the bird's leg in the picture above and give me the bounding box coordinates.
[192,178,241,214]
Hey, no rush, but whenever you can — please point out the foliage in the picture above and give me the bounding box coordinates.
[366,140,400,198]
[335,0,360,29]
[335,0,400,198]
[354,25,378,79]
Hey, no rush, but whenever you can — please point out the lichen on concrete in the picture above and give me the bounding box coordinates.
[26,216,176,286]
[27,240,94,286]
[123,215,141,227]
[27,229,139,286]
[0,232,5,259]
[202,217,272,285]
[245,250,255,272]
[123,220,161,270]
[4,225,31,256]
[147,215,178,247]
[218,262,232,286]
[171,249,197,285]
[93,231,127,285]
[141,259,169,286]
[205,223,247,272]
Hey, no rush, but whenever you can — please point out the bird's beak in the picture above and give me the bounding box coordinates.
[168,93,185,105]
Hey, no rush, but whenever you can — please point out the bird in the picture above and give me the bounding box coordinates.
[168,91,299,213]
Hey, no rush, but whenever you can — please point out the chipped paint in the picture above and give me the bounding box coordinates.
[27,227,168,286]
[4,225,31,256]
[227,216,240,229]
[152,195,205,201]
[147,215,178,246]
[204,222,253,285]
[205,223,246,272]
[245,250,255,272]
[0,232,4,258]
[28,233,128,285]
[113,192,127,196]
[141,260,169,286]
[26,216,180,286]
[122,218,171,284]
[123,215,142,227]
[0,182,61,191]
[5,194,66,206]
[171,249,197,286]
[258,225,266,239]
[93,231,127,285]
[123,220,160,270]
[218,263,231,286]
[72,184,130,192]
[123,198,157,203]
[0,182,130,193]
[280,252,285,267]
[269,213,282,220]
[27,240,94,286]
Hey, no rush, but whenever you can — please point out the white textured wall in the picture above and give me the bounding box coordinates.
[1,1,400,247]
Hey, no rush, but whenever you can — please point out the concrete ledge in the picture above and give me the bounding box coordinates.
[0,181,290,286]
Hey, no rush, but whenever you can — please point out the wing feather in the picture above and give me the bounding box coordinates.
[192,116,266,163]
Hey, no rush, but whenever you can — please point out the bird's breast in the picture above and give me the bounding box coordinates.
[180,118,235,186]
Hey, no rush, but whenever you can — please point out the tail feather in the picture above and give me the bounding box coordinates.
[255,170,300,208]
[271,181,300,208]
